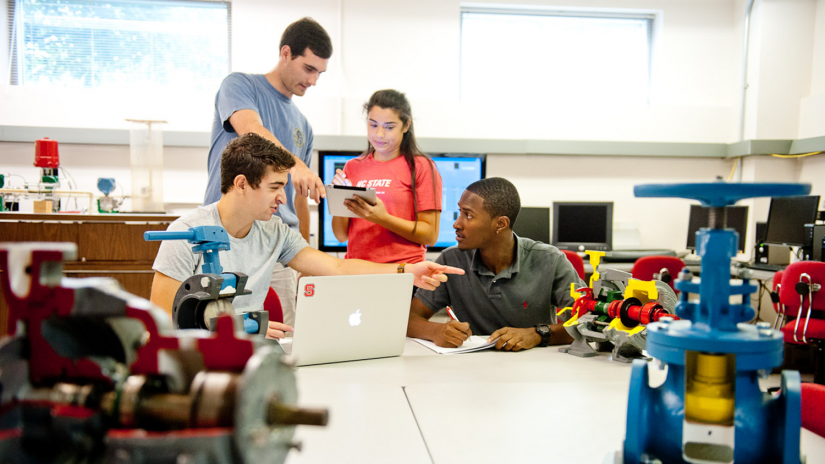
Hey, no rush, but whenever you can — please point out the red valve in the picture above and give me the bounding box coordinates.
[607,298,679,327]
[570,287,596,319]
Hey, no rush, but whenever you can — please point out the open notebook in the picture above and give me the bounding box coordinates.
[412,336,498,355]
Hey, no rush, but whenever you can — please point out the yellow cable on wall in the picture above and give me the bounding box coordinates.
[769,151,823,159]
[727,158,739,181]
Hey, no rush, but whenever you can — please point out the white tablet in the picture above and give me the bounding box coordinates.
[325,184,377,218]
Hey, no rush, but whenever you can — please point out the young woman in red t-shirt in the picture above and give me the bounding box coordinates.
[331,89,442,264]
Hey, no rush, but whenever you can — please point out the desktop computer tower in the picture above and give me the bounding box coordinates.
[754,222,791,265]
[802,224,825,261]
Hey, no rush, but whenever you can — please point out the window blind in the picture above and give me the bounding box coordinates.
[7,0,231,89]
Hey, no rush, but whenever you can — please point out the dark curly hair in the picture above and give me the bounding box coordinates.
[465,177,521,229]
[220,133,296,194]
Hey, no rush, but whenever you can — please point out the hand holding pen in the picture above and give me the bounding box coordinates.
[331,169,353,186]
[438,306,472,348]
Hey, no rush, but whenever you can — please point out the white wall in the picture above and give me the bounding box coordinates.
[750,0,816,139]
[800,0,825,138]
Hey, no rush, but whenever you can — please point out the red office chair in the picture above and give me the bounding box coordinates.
[631,256,686,292]
[264,287,284,324]
[771,270,789,330]
[561,250,586,281]
[801,382,825,438]
[780,262,825,384]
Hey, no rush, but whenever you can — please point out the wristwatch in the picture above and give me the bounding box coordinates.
[535,324,552,347]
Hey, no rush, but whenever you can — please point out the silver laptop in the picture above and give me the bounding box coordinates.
[285,273,415,366]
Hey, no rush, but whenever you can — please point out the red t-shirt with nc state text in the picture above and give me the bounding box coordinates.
[343,153,442,264]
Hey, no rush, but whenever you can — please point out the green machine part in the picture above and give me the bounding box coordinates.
[591,289,625,328]
[0,174,4,211]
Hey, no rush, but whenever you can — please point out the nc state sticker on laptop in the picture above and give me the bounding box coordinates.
[304,283,315,297]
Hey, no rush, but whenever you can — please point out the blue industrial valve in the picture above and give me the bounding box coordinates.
[620,182,809,464]
[96,177,116,196]
[144,226,267,335]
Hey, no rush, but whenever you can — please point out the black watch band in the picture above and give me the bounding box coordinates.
[536,324,552,347]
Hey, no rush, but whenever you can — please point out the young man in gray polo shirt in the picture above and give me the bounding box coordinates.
[152,133,463,339]
[407,177,585,351]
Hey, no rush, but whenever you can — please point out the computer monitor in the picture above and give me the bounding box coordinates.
[686,204,749,253]
[552,202,613,252]
[764,195,821,247]
[317,151,486,252]
[513,207,550,243]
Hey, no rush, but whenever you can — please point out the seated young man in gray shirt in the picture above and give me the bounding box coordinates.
[151,133,463,339]
[407,177,585,351]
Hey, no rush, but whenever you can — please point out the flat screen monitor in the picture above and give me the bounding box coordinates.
[686,204,749,253]
[765,195,821,247]
[317,152,486,252]
[552,202,613,252]
[513,207,550,243]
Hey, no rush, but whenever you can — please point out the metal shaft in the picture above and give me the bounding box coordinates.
[268,402,329,427]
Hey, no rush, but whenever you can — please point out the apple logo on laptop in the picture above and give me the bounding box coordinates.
[349,309,362,327]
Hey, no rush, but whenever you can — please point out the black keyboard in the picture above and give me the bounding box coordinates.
[741,262,785,272]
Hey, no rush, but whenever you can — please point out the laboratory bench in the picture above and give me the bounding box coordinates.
[0,212,177,332]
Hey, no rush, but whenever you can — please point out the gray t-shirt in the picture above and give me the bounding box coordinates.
[415,234,586,335]
[204,73,314,231]
[152,203,309,314]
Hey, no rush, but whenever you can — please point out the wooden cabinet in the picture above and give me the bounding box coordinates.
[0,213,178,332]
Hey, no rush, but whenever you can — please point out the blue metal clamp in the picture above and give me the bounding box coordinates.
[144,226,231,278]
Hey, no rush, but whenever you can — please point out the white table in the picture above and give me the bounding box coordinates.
[290,383,430,464]
[287,339,824,464]
[406,382,629,464]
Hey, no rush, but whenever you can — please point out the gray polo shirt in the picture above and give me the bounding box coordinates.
[415,234,585,335]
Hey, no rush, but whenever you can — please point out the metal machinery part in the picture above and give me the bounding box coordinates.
[173,271,261,333]
[559,262,678,363]
[0,242,327,464]
[143,227,269,335]
[616,183,808,464]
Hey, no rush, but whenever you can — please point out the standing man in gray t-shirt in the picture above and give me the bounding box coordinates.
[407,178,585,351]
[156,134,464,339]
[204,18,331,327]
